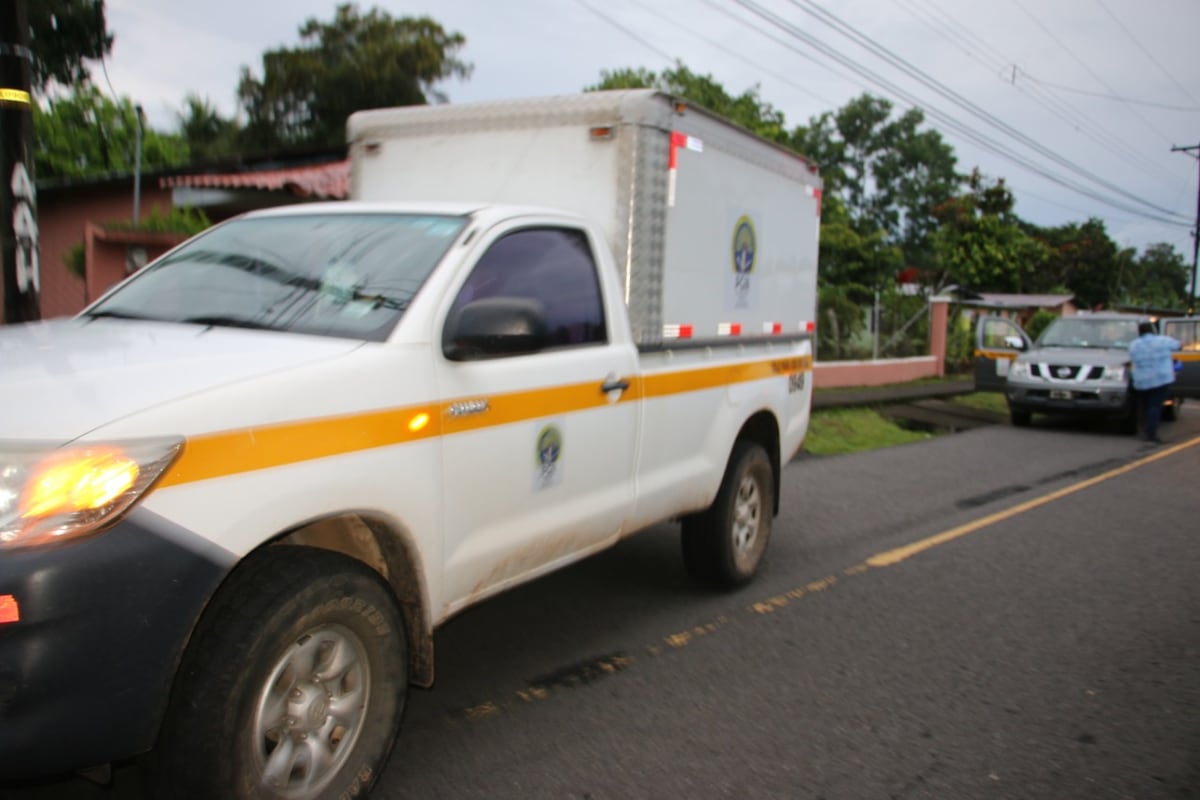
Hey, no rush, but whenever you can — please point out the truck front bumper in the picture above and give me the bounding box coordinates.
[0,509,230,782]
[1006,382,1132,418]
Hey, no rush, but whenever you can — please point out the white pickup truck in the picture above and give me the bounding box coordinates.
[0,90,821,798]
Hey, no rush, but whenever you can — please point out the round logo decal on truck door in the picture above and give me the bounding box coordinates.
[534,423,563,490]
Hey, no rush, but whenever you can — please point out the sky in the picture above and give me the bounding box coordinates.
[100,0,1200,270]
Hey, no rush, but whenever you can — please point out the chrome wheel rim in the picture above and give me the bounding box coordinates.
[252,623,371,798]
[732,473,762,558]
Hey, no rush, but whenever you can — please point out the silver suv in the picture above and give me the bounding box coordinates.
[974,312,1196,430]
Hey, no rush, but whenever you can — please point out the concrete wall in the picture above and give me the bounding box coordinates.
[814,297,950,388]
[38,181,174,317]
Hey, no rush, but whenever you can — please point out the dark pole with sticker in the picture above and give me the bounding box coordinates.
[1,0,40,323]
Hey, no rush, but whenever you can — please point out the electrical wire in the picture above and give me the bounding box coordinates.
[1095,0,1200,108]
[627,0,842,109]
[1010,0,1176,147]
[895,0,1171,181]
[572,0,677,65]
[722,0,1188,226]
[779,0,1186,221]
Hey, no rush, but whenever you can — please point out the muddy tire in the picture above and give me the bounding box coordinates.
[149,546,407,800]
[681,441,774,588]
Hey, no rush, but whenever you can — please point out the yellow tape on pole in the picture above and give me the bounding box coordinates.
[0,88,31,105]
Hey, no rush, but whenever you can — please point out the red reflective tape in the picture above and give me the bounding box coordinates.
[811,187,823,216]
[669,131,687,170]
[0,594,18,624]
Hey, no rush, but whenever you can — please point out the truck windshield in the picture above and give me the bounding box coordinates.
[1038,318,1137,349]
[83,213,468,342]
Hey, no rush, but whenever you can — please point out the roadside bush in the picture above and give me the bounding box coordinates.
[1024,309,1057,343]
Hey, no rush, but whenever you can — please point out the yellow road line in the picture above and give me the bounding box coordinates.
[867,435,1200,567]
[448,433,1200,723]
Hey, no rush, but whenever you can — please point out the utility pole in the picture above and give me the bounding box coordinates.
[1172,143,1200,316]
[1,0,39,323]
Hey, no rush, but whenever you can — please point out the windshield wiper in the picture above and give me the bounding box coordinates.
[82,309,159,322]
[181,315,273,331]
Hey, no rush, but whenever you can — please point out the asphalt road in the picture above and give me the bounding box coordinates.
[7,406,1199,799]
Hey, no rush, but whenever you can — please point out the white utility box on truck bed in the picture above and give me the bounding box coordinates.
[0,90,820,798]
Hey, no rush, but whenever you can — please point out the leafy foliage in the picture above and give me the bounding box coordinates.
[817,193,903,302]
[103,204,211,235]
[794,95,960,268]
[1024,309,1058,342]
[1115,243,1191,310]
[1031,218,1121,309]
[177,95,241,163]
[237,3,471,152]
[931,171,1050,293]
[34,85,189,179]
[587,63,790,146]
[27,0,113,93]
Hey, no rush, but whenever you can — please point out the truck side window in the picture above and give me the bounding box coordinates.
[1165,320,1199,351]
[981,317,1021,348]
[452,227,607,349]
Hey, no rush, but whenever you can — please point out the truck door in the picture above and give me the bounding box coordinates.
[973,315,1031,392]
[1161,317,1200,399]
[434,223,639,610]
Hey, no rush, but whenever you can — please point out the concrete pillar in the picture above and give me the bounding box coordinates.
[929,296,951,377]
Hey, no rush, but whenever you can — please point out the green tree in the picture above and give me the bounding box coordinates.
[1032,218,1121,309]
[27,0,113,93]
[237,3,472,152]
[931,171,1049,293]
[793,94,960,268]
[34,85,189,179]
[177,94,240,163]
[1115,242,1190,310]
[587,63,789,145]
[817,193,902,301]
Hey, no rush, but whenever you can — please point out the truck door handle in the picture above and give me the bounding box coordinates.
[601,377,631,394]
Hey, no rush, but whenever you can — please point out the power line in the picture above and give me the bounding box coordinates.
[1016,71,1200,111]
[725,0,1189,226]
[628,0,842,108]
[1096,0,1200,108]
[783,0,1185,220]
[895,0,1172,181]
[572,0,676,65]
[1010,0,1176,148]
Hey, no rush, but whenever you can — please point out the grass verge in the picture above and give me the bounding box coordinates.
[948,391,1008,414]
[803,407,931,456]
[803,391,1007,456]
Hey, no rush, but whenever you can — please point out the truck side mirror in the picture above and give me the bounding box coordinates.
[443,297,549,361]
[1004,335,1026,350]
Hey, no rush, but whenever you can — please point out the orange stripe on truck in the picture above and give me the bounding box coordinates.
[158,355,812,488]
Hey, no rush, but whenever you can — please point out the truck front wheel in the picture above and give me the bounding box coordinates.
[150,546,407,800]
[681,441,774,588]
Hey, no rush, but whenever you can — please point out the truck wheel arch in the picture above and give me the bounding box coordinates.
[277,513,435,688]
[737,410,781,515]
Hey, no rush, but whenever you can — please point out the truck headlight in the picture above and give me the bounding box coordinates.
[1008,361,1031,379]
[1102,365,1126,382]
[0,438,182,550]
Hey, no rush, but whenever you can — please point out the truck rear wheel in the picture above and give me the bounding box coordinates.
[681,441,774,588]
[150,546,407,800]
